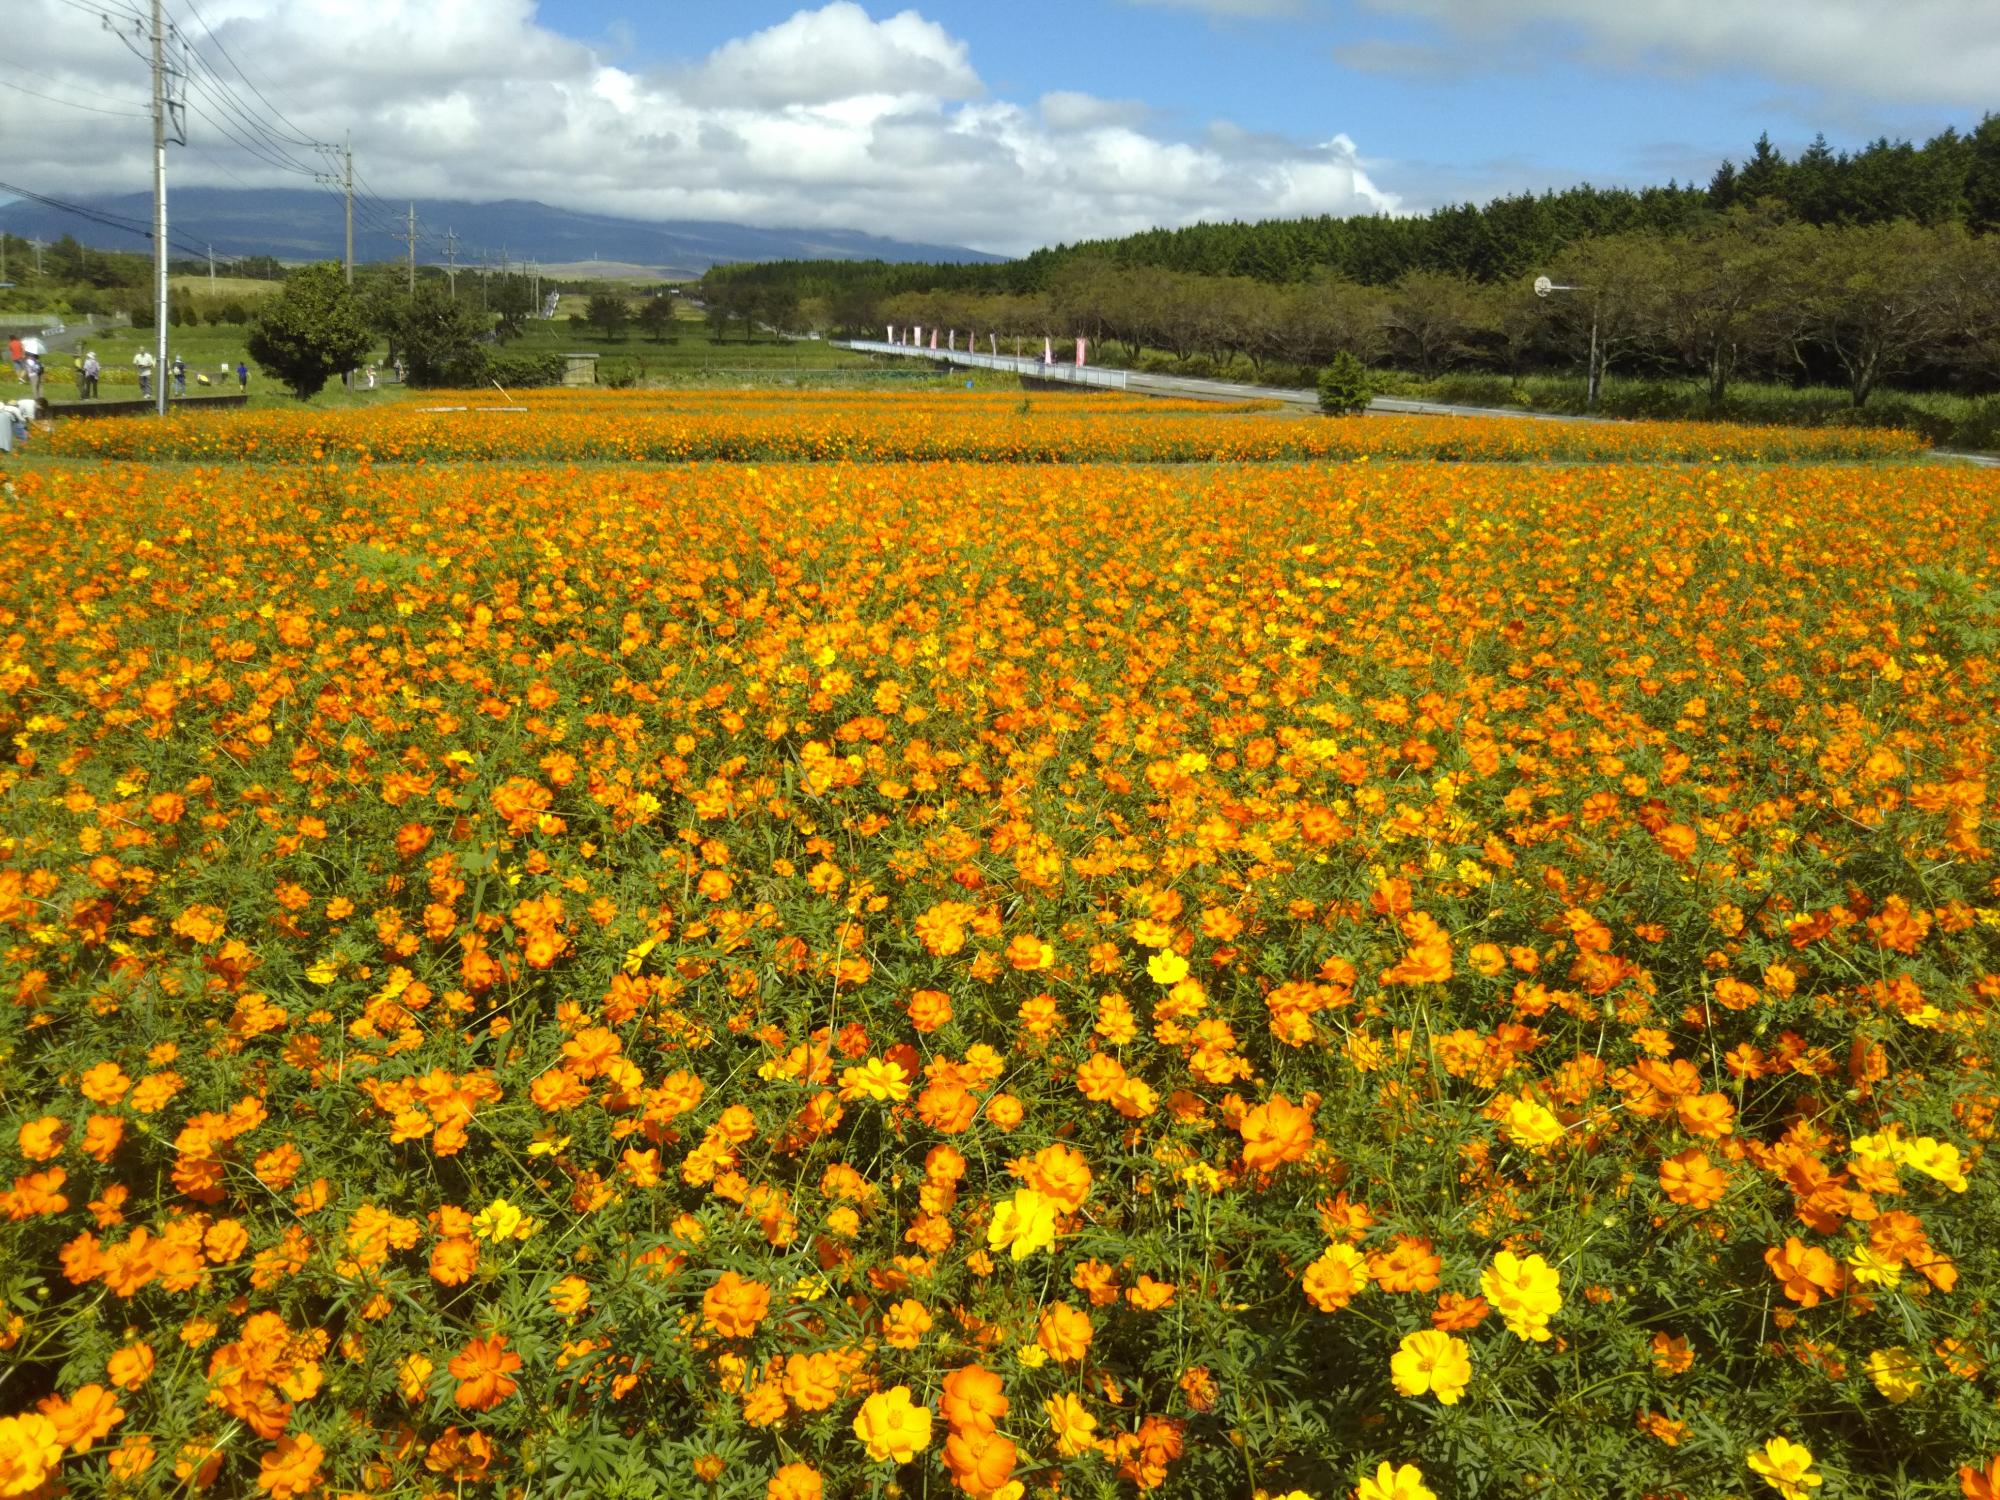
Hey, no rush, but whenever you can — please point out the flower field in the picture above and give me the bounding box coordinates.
[2,434,1999,1500]
[37,389,1925,465]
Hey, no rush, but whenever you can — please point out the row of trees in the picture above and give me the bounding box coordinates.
[785,218,1998,407]
[703,116,2000,305]
[246,266,572,398]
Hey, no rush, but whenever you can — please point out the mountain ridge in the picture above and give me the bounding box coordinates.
[0,187,1006,274]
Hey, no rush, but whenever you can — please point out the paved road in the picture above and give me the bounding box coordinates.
[842,342,1999,462]
[1121,368,1601,423]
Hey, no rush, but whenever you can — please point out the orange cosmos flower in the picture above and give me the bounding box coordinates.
[16,1116,66,1162]
[768,1463,826,1500]
[448,1334,523,1411]
[1765,1237,1843,1307]
[782,1352,842,1411]
[38,1383,124,1454]
[702,1271,772,1339]
[1015,1142,1093,1212]
[257,1432,324,1499]
[943,1427,1018,1497]
[1238,1092,1314,1171]
[1659,1148,1729,1208]
[1036,1301,1094,1363]
[106,1342,155,1391]
[939,1364,1008,1433]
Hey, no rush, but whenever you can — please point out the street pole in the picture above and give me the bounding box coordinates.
[443,229,458,298]
[405,203,417,294]
[1534,275,1599,412]
[150,0,168,416]
[207,244,214,286]
[343,132,353,287]
[1586,313,1601,411]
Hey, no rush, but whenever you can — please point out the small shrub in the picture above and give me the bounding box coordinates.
[1318,352,1374,415]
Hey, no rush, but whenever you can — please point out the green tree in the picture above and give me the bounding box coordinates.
[635,295,677,343]
[756,284,801,338]
[1545,234,1672,406]
[1657,209,1789,405]
[585,294,629,341]
[391,281,491,387]
[246,262,374,400]
[1384,269,1489,377]
[1793,221,1961,407]
[492,275,534,341]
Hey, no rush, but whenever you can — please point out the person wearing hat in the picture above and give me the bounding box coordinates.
[172,354,186,396]
[134,348,155,398]
[83,351,101,400]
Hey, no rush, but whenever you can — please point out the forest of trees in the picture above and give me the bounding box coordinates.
[704,116,2000,302]
[696,117,2000,406]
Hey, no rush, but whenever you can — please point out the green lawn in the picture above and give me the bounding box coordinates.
[41,323,409,410]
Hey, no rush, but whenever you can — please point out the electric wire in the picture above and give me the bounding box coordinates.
[0,76,149,117]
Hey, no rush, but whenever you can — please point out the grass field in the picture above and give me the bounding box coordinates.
[4,390,1999,1500]
[165,276,282,300]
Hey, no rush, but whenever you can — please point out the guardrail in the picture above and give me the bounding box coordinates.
[836,340,1129,390]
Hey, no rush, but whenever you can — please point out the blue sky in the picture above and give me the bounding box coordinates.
[547,0,1977,204]
[7,0,1993,255]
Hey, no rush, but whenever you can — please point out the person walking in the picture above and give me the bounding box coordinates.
[172,354,186,396]
[25,353,42,401]
[7,335,22,382]
[72,353,87,400]
[135,349,154,398]
[236,361,248,392]
[83,351,100,400]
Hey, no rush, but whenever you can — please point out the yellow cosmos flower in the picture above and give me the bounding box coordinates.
[839,1057,912,1103]
[1503,1097,1565,1152]
[986,1188,1059,1261]
[1389,1329,1471,1404]
[1146,950,1190,985]
[471,1198,533,1243]
[853,1385,932,1464]
[1358,1462,1438,1500]
[1044,1392,1097,1457]
[1480,1251,1562,1342]
[1866,1347,1923,1404]
[1747,1436,1821,1500]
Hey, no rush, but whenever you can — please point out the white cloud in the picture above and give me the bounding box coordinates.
[1039,91,1152,132]
[1358,0,2000,109]
[675,3,980,108]
[2,0,1397,257]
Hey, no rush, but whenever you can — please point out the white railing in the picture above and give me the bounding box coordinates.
[837,339,1129,390]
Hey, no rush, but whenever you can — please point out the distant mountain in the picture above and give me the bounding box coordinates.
[0,188,1006,275]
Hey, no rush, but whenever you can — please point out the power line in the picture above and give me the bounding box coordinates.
[172,0,319,148]
[0,178,208,260]
[0,76,148,117]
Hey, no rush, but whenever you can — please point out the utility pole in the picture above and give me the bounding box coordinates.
[342,131,353,287]
[442,229,458,298]
[150,0,169,416]
[206,244,215,285]
[404,203,417,294]
[31,238,46,276]
[479,250,488,312]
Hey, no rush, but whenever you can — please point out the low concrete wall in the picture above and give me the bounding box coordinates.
[47,393,248,420]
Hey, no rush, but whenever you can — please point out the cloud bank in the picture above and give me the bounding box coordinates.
[5,0,1398,257]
